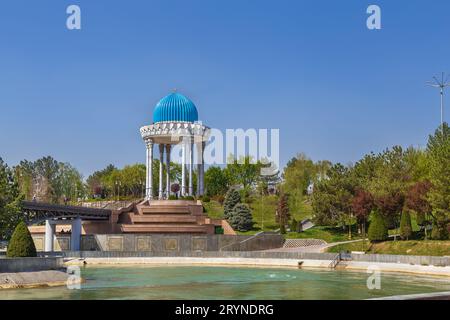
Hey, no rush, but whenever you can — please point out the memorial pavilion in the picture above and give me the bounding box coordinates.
[140,91,210,199]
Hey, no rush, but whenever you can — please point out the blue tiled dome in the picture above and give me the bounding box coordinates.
[153,92,198,123]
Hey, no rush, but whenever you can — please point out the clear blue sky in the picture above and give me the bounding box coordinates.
[0,0,449,177]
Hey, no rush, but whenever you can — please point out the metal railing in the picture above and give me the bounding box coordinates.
[329,253,341,269]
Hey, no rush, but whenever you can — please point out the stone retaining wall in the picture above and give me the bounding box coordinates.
[350,253,450,267]
[32,234,284,252]
[0,257,64,273]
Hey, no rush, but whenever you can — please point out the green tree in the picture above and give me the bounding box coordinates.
[312,164,355,229]
[229,203,254,232]
[0,158,23,240]
[205,166,230,197]
[223,188,241,219]
[6,221,37,257]
[224,156,261,190]
[426,123,450,239]
[290,218,298,233]
[399,210,412,240]
[368,210,388,242]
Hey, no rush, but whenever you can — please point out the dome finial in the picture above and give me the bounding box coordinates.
[172,88,177,93]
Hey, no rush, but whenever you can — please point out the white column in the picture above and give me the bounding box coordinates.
[200,141,205,196]
[166,144,171,198]
[44,220,55,252]
[146,141,154,200]
[159,144,164,199]
[188,140,194,196]
[70,218,82,251]
[181,142,186,196]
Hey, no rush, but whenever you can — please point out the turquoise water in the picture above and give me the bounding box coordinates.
[2,266,450,300]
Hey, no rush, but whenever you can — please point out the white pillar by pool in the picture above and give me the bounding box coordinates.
[165,144,171,198]
[188,140,194,196]
[145,140,154,200]
[158,144,164,199]
[70,218,82,251]
[44,220,55,252]
[181,142,186,196]
[200,141,205,196]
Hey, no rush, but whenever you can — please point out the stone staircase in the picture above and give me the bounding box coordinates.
[119,200,215,234]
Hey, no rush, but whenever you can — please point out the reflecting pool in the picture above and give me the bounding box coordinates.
[2,266,450,300]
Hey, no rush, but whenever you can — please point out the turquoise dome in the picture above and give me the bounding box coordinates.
[153,93,198,123]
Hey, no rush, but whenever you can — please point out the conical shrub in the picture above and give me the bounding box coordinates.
[368,211,388,242]
[7,221,37,257]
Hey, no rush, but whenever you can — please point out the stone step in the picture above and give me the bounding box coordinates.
[131,215,198,224]
[120,224,209,233]
[140,206,190,214]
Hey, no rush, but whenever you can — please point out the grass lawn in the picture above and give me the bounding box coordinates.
[327,240,450,256]
[203,195,314,235]
[285,225,362,242]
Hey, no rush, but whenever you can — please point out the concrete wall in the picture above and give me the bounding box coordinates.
[0,257,64,273]
[31,233,284,252]
[41,250,338,260]
[350,253,450,267]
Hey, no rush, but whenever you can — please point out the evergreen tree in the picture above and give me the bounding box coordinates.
[399,210,412,240]
[229,203,253,231]
[6,221,37,257]
[223,188,241,219]
[368,210,388,242]
[426,123,450,239]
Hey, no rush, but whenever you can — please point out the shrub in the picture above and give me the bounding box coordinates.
[229,203,253,232]
[214,226,224,234]
[202,196,211,203]
[400,210,412,240]
[168,195,178,200]
[224,188,241,219]
[6,221,37,257]
[368,211,388,242]
[181,196,195,201]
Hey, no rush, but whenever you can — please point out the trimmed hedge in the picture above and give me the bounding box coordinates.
[6,221,37,257]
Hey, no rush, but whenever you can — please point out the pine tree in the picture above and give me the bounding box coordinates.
[229,203,253,231]
[223,188,241,219]
[400,210,412,240]
[7,221,37,257]
[368,210,388,242]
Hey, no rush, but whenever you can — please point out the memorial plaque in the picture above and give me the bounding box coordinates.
[192,237,207,251]
[136,236,151,251]
[164,238,178,251]
[108,236,124,251]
